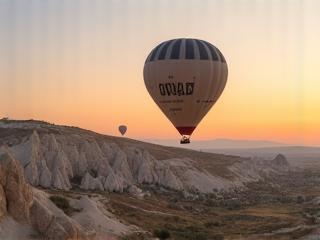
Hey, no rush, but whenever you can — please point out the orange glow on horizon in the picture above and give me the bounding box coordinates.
[1,1,320,146]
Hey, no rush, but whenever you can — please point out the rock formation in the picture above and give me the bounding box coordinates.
[0,148,33,223]
[270,153,289,170]
[0,148,85,240]
[0,121,290,195]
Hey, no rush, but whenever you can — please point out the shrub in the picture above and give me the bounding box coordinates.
[49,195,73,215]
[70,175,83,185]
[153,229,170,239]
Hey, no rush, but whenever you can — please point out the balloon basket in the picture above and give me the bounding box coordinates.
[180,135,190,144]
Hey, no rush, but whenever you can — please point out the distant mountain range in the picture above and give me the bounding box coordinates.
[203,146,320,166]
[144,138,320,167]
[144,138,289,149]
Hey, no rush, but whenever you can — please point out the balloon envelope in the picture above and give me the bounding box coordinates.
[143,38,228,138]
[118,125,127,136]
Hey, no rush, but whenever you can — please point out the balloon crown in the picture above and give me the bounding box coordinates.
[145,38,226,63]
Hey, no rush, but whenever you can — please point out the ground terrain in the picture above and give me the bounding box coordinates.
[0,119,319,239]
[44,165,320,240]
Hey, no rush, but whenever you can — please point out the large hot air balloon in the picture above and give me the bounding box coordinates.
[143,38,228,144]
[118,125,127,136]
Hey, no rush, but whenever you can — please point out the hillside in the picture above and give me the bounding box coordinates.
[0,119,287,195]
[2,120,320,240]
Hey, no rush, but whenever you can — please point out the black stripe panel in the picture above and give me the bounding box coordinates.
[185,39,195,59]
[149,42,165,62]
[215,47,226,63]
[170,39,182,59]
[158,41,171,60]
[204,42,219,61]
[197,41,209,60]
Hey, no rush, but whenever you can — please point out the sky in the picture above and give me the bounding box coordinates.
[0,0,320,145]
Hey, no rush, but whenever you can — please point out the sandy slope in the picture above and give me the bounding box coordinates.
[70,195,133,237]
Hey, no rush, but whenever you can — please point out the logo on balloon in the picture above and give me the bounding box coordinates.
[159,82,194,96]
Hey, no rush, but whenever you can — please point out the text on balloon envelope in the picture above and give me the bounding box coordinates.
[159,82,195,96]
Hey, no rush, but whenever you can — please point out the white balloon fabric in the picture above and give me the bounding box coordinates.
[118,125,127,136]
[143,38,228,141]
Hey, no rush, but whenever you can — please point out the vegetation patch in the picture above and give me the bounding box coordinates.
[153,229,170,239]
[49,195,80,215]
[70,175,83,186]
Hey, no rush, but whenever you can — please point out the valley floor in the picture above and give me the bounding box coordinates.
[46,166,320,240]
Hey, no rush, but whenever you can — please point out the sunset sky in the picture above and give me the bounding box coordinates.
[1,0,320,145]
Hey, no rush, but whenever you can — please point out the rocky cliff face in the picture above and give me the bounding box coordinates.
[0,120,290,195]
[0,148,33,223]
[0,148,85,240]
[12,130,235,193]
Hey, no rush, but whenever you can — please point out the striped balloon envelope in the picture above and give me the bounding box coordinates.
[143,38,228,144]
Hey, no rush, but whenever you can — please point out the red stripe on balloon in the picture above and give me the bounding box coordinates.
[175,126,196,135]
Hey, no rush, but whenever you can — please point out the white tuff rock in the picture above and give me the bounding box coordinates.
[1,121,290,194]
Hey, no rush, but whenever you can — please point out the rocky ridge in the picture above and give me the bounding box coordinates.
[0,120,290,195]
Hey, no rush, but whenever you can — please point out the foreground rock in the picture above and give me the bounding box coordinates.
[0,149,84,239]
[0,148,33,223]
[0,148,135,239]
[31,189,84,240]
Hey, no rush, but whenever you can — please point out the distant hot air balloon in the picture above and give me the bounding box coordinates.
[143,38,228,144]
[118,125,127,136]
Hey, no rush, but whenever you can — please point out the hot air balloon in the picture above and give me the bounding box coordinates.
[118,125,127,136]
[143,38,228,144]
